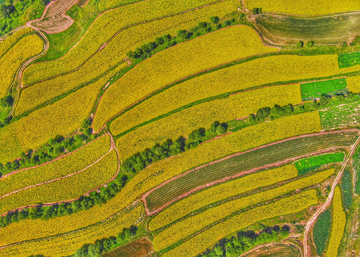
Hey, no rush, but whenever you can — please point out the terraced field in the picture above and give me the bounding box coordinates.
[144,130,356,213]
[1,2,359,257]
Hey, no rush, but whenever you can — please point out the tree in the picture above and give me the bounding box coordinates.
[296,41,304,48]
[210,16,219,24]
[248,114,257,124]
[198,21,207,29]
[216,124,227,135]
[270,104,283,116]
[155,37,164,45]
[211,121,220,133]
[283,104,294,114]
[256,107,271,120]
[306,41,314,47]
[319,95,330,107]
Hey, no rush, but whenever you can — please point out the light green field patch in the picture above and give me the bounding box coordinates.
[300,79,348,100]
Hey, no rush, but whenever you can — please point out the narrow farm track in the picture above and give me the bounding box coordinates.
[303,136,360,257]
[8,27,49,117]
[142,129,359,215]
[0,134,117,216]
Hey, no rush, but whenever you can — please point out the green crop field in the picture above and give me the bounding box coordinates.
[300,78,348,100]
[294,152,345,175]
[1,2,360,257]
[313,209,331,255]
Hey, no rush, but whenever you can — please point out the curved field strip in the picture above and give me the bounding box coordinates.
[16,1,237,116]
[0,27,33,59]
[0,150,118,215]
[111,82,301,136]
[346,75,360,93]
[153,169,333,250]
[0,202,144,257]
[149,165,299,231]
[94,25,278,131]
[0,76,105,164]
[109,53,360,138]
[99,0,145,12]
[0,34,44,98]
[22,0,236,85]
[244,0,360,16]
[0,130,354,246]
[144,130,356,214]
[162,190,318,257]
[0,134,111,198]
[326,187,346,257]
[116,108,320,162]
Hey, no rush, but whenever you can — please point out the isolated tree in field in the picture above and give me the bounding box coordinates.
[211,121,220,133]
[210,16,219,24]
[296,41,304,48]
[198,21,207,29]
[216,124,227,135]
[306,41,314,47]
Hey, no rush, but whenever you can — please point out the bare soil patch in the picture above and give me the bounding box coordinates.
[102,238,154,257]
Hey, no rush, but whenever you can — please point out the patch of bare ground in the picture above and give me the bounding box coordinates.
[27,0,78,34]
[102,237,154,257]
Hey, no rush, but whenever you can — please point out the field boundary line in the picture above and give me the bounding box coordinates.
[142,129,359,216]
[0,132,111,180]
[303,135,360,257]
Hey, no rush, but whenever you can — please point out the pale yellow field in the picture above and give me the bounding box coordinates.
[93,25,278,131]
[149,165,299,231]
[104,53,360,134]
[346,75,360,93]
[326,187,346,257]
[111,83,301,136]
[0,150,118,215]
[244,0,360,16]
[162,190,318,257]
[153,169,333,250]
[16,1,238,115]
[0,134,111,197]
[22,0,239,85]
[0,113,320,246]
[0,34,43,98]
[0,203,144,257]
[0,76,107,164]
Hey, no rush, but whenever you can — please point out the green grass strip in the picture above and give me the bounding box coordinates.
[300,78,348,100]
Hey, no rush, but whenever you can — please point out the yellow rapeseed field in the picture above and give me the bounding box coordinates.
[0,150,118,215]
[116,108,321,161]
[17,1,238,115]
[162,190,318,257]
[0,76,106,164]
[94,25,278,131]
[0,203,144,257]
[23,0,238,85]
[153,169,333,250]
[0,27,33,58]
[149,165,299,231]
[0,112,320,245]
[244,0,360,16]
[0,134,111,197]
[0,34,43,98]
[326,186,346,257]
[110,83,301,135]
[104,53,360,134]
[346,75,360,93]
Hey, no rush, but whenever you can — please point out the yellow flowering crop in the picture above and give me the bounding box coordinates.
[0,34,43,98]
[0,112,320,245]
[153,169,333,250]
[17,1,237,115]
[110,83,301,136]
[94,25,278,131]
[162,190,318,257]
[0,76,105,164]
[149,165,299,231]
[0,203,144,257]
[0,134,111,197]
[326,186,346,257]
[346,75,360,93]
[244,0,360,16]
[23,0,238,85]
[116,109,321,161]
[0,150,118,214]
[0,27,33,58]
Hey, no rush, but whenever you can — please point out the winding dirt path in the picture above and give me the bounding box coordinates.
[8,27,49,117]
[142,129,359,216]
[303,136,360,257]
